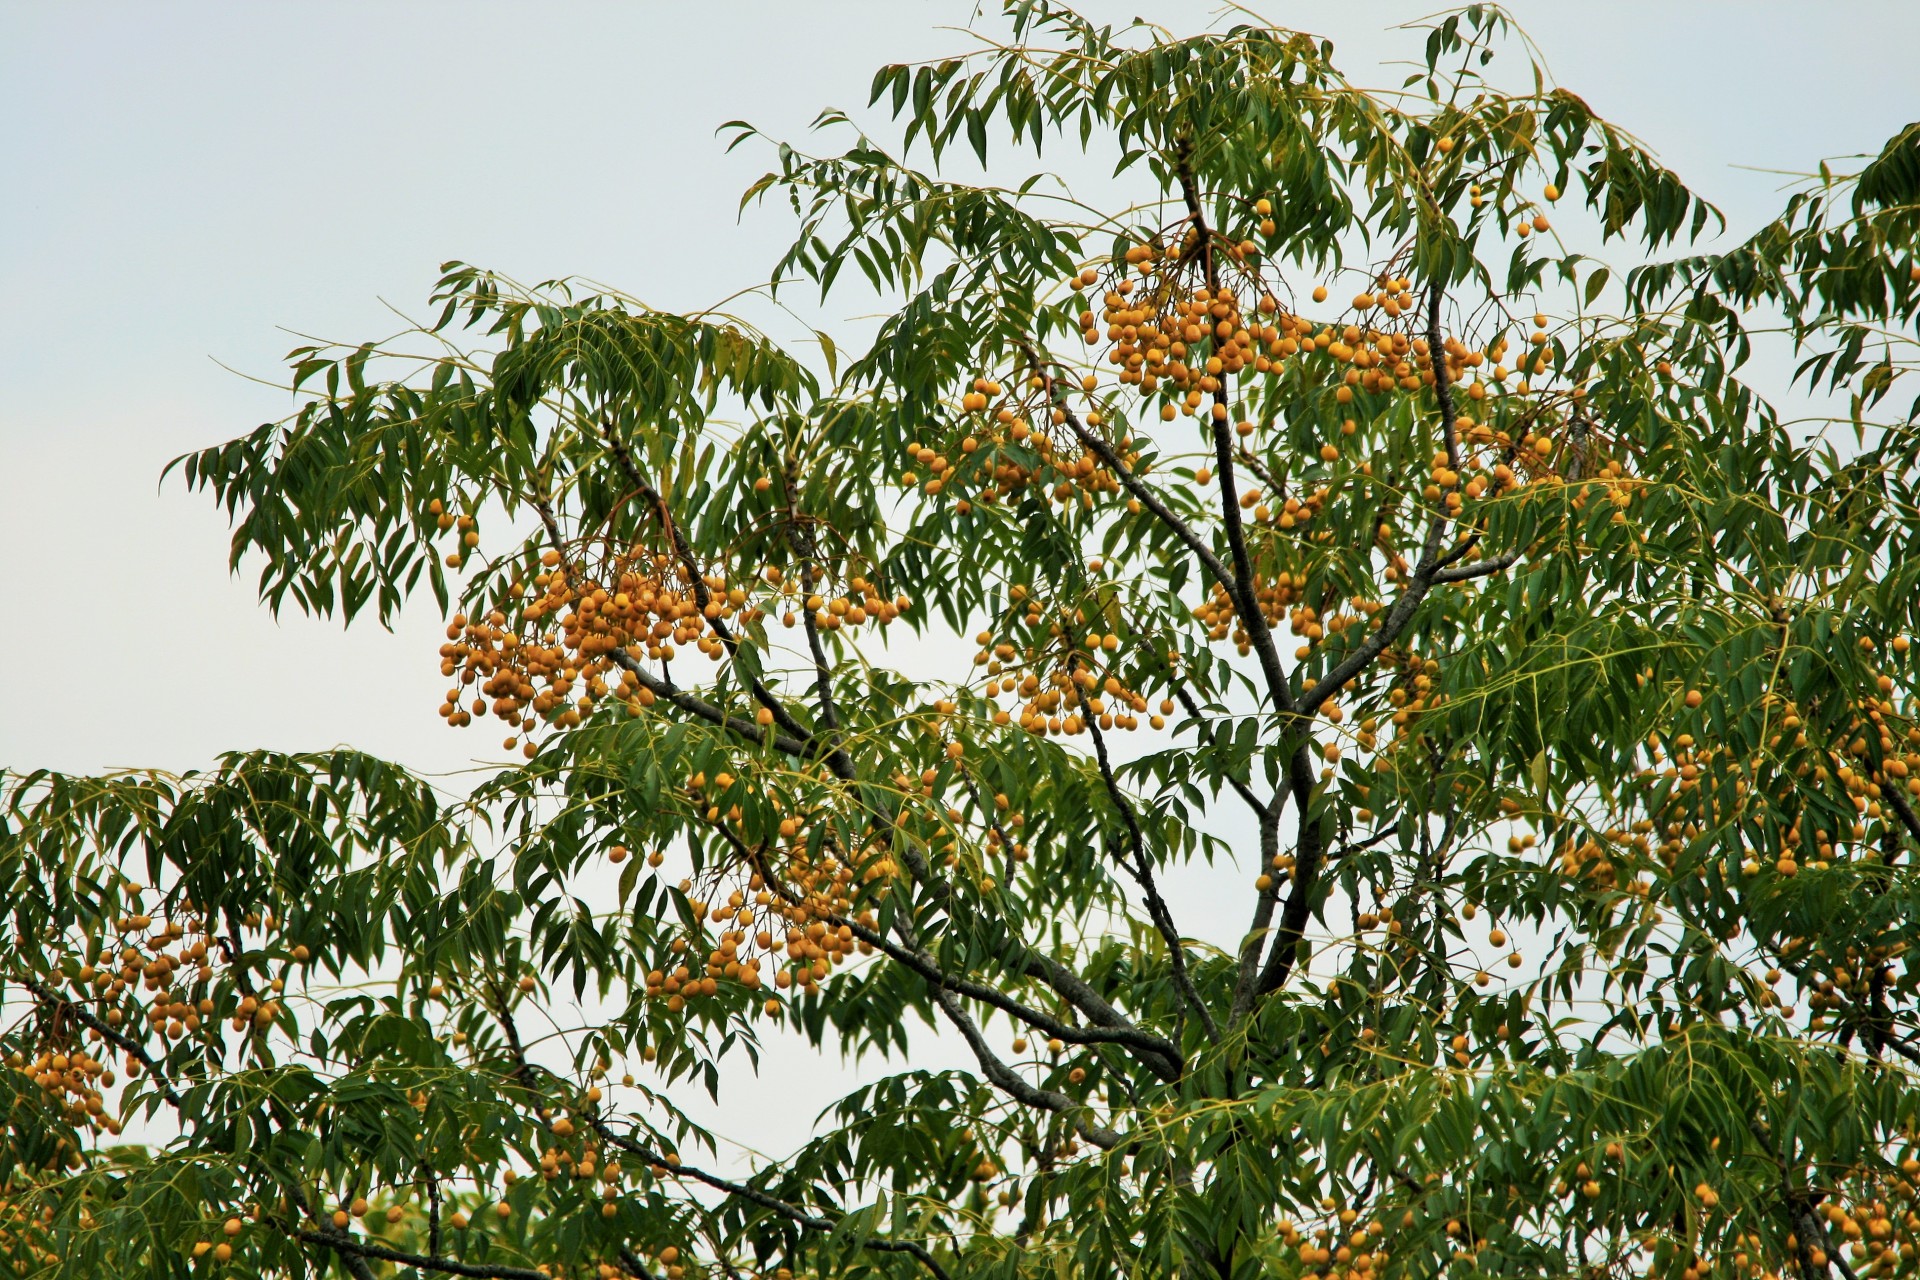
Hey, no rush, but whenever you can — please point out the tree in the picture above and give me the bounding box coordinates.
[6,4,1920,1278]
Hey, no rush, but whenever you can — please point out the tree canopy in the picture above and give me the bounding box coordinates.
[7,5,1920,1280]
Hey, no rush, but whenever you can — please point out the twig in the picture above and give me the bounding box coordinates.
[588,1118,954,1280]
[1083,712,1220,1043]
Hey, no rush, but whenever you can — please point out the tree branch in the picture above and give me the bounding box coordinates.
[529,490,814,757]
[15,973,186,1111]
[1292,285,1512,716]
[295,1231,550,1280]
[1433,550,1520,584]
[1170,149,1303,726]
[588,1118,954,1280]
[1885,782,1920,850]
[1235,738,1318,1013]
[1170,684,1273,822]
[595,415,818,749]
[926,985,1122,1151]
[476,983,955,1280]
[1083,711,1219,1043]
[713,819,1183,1076]
[1248,285,1480,1004]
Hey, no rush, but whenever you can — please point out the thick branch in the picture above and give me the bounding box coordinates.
[603,647,810,755]
[1794,1204,1862,1280]
[1050,398,1240,604]
[1171,148,1302,724]
[283,1183,381,1280]
[1227,777,1290,1020]
[949,773,1179,1038]
[1433,550,1520,584]
[1248,286,1477,1003]
[620,1248,668,1280]
[532,489,812,758]
[1236,738,1320,1011]
[1297,289,1459,721]
[926,985,1122,1151]
[1886,783,1920,849]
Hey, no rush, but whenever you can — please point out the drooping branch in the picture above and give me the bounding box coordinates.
[710,818,1183,1077]
[926,985,1122,1151]
[528,491,813,757]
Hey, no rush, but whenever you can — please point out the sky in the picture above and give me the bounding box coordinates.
[4,0,1918,1174]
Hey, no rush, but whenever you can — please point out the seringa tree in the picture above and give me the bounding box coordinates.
[7,4,1920,1279]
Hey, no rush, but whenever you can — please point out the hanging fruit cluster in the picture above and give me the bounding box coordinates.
[645,852,878,1018]
[11,892,302,1154]
[971,589,1160,739]
[901,373,1134,517]
[435,536,909,757]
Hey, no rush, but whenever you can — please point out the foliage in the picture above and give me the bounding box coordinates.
[7,5,1920,1279]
